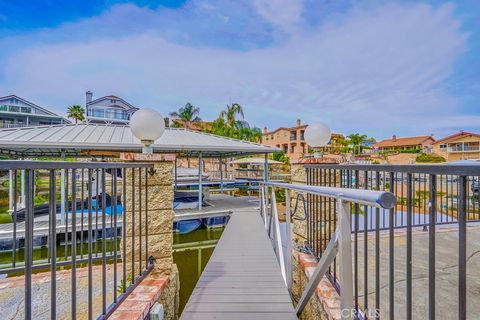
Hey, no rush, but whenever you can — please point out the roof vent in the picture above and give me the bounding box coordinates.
[392,134,397,141]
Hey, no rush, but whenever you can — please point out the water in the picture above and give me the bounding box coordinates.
[173,226,224,314]
[353,207,456,231]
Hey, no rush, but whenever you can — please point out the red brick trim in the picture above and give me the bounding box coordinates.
[109,277,169,320]
[294,252,341,320]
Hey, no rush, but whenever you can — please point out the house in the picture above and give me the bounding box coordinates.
[261,119,343,161]
[85,91,139,124]
[373,135,435,153]
[431,131,480,161]
[0,95,68,128]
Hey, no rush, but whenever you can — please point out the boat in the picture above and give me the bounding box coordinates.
[173,219,203,234]
[13,193,122,222]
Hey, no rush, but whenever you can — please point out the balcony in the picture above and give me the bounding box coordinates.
[87,109,129,121]
[448,143,480,152]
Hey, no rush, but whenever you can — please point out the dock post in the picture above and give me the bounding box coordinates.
[198,153,203,211]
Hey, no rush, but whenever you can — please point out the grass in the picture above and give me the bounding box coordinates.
[0,212,12,223]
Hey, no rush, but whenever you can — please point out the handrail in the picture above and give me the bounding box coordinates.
[260,181,396,320]
[304,163,480,175]
[264,181,396,209]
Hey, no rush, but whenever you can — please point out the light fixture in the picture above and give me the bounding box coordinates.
[304,122,331,158]
[130,108,165,154]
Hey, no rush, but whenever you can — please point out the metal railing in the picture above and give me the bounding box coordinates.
[0,160,154,320]
[260,180,395,319]
[301,164,480,320]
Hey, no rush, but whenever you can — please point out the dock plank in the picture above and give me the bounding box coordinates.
[181,204,297,320]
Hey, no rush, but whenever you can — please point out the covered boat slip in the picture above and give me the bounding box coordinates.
[181,200,296,320]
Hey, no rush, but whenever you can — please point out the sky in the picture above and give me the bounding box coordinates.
[0,0,479,139]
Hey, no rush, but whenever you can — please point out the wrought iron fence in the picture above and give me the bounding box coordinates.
[0,161,154,320]
[304,164,480,320]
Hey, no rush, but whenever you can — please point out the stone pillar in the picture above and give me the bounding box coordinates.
[123,161,174,278]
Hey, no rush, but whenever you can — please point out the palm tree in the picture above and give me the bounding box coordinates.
[348,133,367,154]
[67,105,85,124]
[169,103,201,129]
[220,103,244,128]
[249,127,263,143]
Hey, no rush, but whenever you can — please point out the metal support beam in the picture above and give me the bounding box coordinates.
[264,153,269,183]
[8,170,13,212]
[174,157,178,191]
[198,153,203,211]
[21,169,25,208]
[219,156,224,193]
[60,151,66,224]
[338,198,354,320]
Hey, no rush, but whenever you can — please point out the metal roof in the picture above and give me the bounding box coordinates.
[0,123,278,158]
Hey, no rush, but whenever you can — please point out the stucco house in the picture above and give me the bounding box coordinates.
[373,135,435,153]
[431,131,480,161]
[85,91,139,124]
[0,95,68,128]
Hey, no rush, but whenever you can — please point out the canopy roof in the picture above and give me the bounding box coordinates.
[0,123,278,158]
[229,157,283,165]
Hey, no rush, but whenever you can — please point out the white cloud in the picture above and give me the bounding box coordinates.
[0,1,470,137]
[252,0,305,33]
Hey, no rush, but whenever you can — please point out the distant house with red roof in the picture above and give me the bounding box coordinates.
[431,131,480,161]
[85,91,139,124]
[373,135,435,153]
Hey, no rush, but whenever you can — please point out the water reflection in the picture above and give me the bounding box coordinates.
[173,226,224,314]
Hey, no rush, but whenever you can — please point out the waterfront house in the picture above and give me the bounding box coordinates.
[373,134,435,152]
[85,91,139,124]
[431,131,480,161]
[262,119,343,161]
[0,95,68,128]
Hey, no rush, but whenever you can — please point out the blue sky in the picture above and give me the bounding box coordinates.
[0,0,479,139]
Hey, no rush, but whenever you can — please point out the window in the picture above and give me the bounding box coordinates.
[439,144,447,149]
[8,106,19,112]
[21,107,31,113]
[271,135,274,140]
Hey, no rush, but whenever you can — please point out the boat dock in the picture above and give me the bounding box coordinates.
[180,199,296,320]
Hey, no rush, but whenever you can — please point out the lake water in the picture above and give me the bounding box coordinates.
[173,226,224,314]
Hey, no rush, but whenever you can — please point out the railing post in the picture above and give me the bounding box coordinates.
[271,187,286,285]
[338,198,354,320]
[285,189,293,291]
[458,175,467,319]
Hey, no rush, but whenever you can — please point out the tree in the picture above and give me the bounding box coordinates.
[220,103,244,128]
[169,102,201,129]
[67,105,85,124]
[208,102,262,143]
[348,133,367,154]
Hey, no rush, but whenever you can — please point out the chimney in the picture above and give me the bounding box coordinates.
[392,134,397,141]
[296,119,301,127]
[86,91,93,104]
[263,126,268,134]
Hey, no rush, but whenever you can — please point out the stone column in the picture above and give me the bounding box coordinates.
[123,161,174,278]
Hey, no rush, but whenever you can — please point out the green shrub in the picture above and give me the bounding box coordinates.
[416,153,446,163]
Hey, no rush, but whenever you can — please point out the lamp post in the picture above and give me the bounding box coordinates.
[130,108,165,154]
[304,122,331,158]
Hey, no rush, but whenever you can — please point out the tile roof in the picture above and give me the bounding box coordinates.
[374,135,435,148]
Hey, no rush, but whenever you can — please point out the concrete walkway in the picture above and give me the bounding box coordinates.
[181,201,297,320]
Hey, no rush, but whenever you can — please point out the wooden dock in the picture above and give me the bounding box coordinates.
[180,200,297,319]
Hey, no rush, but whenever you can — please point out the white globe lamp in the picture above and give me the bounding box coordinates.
[304,122,331,158]
[130,108,165,154]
